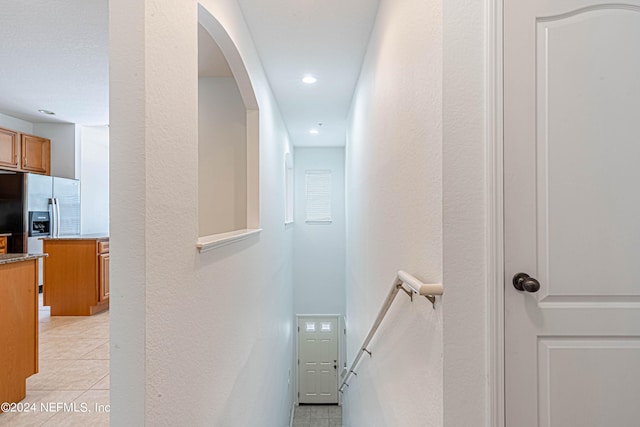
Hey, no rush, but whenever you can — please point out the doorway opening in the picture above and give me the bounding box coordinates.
[296,315,342,406]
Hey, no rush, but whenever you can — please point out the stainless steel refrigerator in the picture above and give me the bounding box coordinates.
[0,172,80,285]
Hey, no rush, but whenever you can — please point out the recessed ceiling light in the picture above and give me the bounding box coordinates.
[38,109,55,115]
[302,75,317,84]
[309,129,319,135]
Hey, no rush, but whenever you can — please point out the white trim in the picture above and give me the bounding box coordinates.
[289,401,295,427]
[246,110,260,230]
[486,0,505,426]
[196,228,262,252]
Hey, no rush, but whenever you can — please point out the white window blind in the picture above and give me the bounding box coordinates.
[305,170,332,222]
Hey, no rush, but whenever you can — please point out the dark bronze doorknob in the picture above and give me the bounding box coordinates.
[512,272,540,293]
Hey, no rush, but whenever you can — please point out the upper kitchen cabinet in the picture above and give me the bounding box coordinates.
[0,127,20,169]
[21,133,51,175]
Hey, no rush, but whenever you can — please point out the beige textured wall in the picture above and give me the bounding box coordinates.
[344,0,443,425]
[109,1,294,425]
[198,77,247,236]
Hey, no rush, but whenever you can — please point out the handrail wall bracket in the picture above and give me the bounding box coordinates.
[425,294,436,307]
[397,282,438,308]
[397,283,414,301]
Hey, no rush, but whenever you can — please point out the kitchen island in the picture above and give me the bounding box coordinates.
[0,254,46,408]
[42,236,109,316]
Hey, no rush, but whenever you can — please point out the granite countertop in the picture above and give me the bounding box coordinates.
[0,233,11,237]
[40,234,109,241]
[0,253,47,265]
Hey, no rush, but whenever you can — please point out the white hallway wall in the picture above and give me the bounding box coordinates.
[344,0,490,425]
[198,77,247,236]
[110,0,294,426]
[79,125,109,234]
[292,147,346,400]
[33,123,78,179]
[344,0,443,425]
[442,0,488,425]
[0,115,78,180]
[293,147,345,316]
[108,0,489,425]
[0,113,33,134]
[342,0,490,424]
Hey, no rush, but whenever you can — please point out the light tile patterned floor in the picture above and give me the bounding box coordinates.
[293,405,342,427]
[1,298,344,426]
[0,295,110,426]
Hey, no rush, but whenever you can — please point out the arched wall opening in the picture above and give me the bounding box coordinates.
[197,5,260,252]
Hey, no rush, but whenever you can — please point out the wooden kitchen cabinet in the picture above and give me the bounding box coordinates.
[0,236,7,254]
[98,241,110,302]
[43,237,109,316]
[21,134,51,175]
[0,127,20,169]
[0,126,51,175]
[0,257,40,407]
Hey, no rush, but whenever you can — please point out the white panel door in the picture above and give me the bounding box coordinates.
[505,2,640,426]
[298,316,338,404]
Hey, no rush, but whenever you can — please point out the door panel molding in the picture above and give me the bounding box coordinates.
[487,0,505,426]
[537,336,640,426]
[535,6,640,306]
[537,3,640,22]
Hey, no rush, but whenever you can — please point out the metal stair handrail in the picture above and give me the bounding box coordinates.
[339,270,443,393]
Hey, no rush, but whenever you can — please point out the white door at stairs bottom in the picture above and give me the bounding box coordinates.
[298,316,339,404]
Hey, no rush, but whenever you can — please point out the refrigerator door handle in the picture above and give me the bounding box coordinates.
[55,198,61,237]
[49,198,60,238]
[48,198,56,238]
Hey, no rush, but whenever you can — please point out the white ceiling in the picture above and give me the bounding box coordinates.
[236,0,380,147]
[0,1,379,147]
[0,0,109,125]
